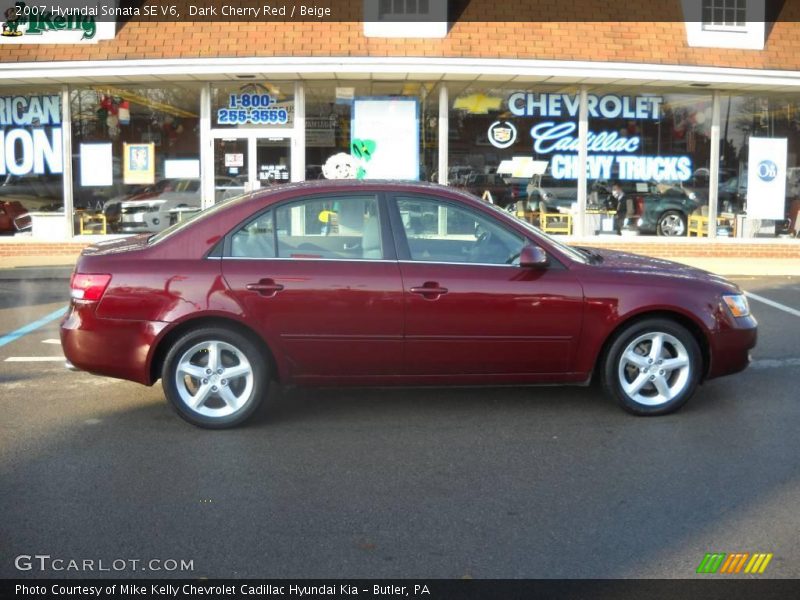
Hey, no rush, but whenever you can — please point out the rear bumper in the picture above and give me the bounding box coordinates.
[60,301,167,385]
[707,315,758,379]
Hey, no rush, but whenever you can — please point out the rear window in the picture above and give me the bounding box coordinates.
[148,194,252,245]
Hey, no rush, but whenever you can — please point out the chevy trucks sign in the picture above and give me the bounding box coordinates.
[502,92,693,182]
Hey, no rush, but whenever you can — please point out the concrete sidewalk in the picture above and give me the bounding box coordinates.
[668,258,799,276]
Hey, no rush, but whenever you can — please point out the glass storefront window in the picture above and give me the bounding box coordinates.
[70,83,201,235]
[720,93,800,237]
[8,78,796,243]
[304,80,439,182]
[0,87,64,228]
[448,83,716,238]
[447,83,581,217]
[587,86,712,238]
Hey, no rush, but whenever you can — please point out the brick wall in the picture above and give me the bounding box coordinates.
[578,240,800,259]
[2,1,800,71]
[0,242,87,257]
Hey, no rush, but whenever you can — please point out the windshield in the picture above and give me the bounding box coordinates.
[483,201,588,264]
[148,193,251,245]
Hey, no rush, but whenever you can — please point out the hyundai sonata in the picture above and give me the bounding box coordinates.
[61,181,757,428]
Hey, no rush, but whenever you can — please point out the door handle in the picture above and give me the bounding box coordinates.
[410,282,448,299]
[246,279,284,297]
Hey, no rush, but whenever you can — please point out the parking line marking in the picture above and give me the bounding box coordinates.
[0,306,68,349]
[750,358,800,369]
[745,292,800,318]
[4,356,65,362]
[42,339,61,344]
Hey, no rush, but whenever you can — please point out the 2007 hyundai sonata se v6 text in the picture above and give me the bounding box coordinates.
[60,181,757,428]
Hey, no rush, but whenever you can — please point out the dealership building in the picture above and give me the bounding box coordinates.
[1,0,799,263]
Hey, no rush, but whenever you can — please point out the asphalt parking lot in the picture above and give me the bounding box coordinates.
[1,269,798,579]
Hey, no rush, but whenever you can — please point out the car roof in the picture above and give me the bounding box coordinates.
[256,179,450,192]
[243,179,481,203]
[211,180,483,222]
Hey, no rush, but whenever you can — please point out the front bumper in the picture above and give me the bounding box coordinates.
[707,314,758,379]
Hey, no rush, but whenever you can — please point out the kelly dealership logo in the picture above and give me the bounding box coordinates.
[2,2,96,40]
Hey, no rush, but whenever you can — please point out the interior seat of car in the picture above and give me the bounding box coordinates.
[362,216,381,259]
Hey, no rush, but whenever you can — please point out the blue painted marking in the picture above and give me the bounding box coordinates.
[0,306,68,349]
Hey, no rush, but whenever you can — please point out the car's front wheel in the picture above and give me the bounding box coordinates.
[162,327,268,428]
[601,318,701,415]
[657,210,687,236]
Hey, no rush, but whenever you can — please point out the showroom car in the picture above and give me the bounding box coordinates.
[610,181,702,236]
[506,176,701,236]
[107,177,246,233]
[61,181,757,428]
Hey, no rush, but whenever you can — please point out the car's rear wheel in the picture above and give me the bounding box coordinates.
[657,211,687,236]
[601,318,701,415]
[162,327,268,428]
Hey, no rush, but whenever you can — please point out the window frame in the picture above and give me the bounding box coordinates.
[363,0,447,38]
[701,0,747,30]
[229,208,277,259]
[684,0,763,49]
[387,192,531,268]
[221,192,397,262]
[378,0,432,20]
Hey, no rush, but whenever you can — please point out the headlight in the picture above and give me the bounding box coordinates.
[722,294,750,318]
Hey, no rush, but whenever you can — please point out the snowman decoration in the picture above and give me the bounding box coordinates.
[322,152,359,180]
[322,139,376,180]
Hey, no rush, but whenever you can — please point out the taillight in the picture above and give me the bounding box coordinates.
[70,273,112,301]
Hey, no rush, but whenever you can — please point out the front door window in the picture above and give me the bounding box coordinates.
[391,193,582,376]
[395,196,524,265]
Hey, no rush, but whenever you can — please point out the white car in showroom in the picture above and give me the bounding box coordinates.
[113,177,245,233]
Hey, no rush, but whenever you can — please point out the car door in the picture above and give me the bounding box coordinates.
[390,193,584,377]
[221,193,404,380]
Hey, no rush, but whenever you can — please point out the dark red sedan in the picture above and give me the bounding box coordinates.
[61,181,757,428]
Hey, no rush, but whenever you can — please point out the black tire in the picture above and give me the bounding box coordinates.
[162,326,269,428]
[600,318,702,416]
[656,210,687,236]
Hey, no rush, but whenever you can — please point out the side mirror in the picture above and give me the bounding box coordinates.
[519,243,548,268]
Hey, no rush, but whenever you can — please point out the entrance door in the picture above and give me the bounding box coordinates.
[254,137,291,186]
[212,135,292,206]
[214,138,249,203]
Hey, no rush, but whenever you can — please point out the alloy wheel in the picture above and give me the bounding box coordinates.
[659,213,686,236]
[617,331,691,406]
[174,340,254,418]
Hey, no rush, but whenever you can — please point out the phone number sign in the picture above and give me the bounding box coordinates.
[217,93,290,126]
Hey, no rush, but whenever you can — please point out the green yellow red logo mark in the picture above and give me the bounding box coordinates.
[696,552,773,574]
